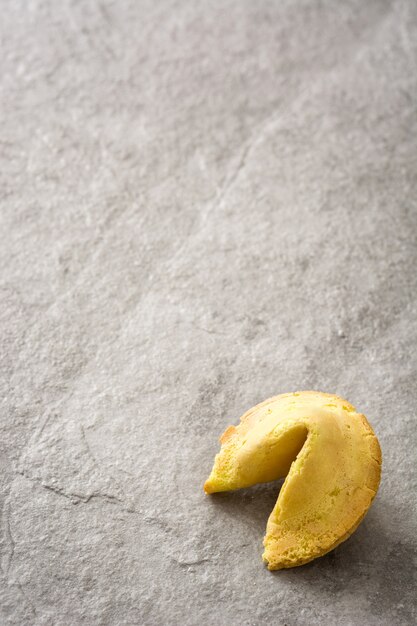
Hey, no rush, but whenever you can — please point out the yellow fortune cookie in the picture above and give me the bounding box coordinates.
[204,391,382,570]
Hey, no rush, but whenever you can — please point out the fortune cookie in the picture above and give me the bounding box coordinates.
[204,391,381,570]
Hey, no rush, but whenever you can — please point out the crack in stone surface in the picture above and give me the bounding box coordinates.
[16,471,124,506]
[1,496,38,618]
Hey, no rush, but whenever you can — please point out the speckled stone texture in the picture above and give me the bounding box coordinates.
[0,1,416,624]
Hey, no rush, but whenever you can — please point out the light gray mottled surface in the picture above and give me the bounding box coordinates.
[1,1,416,624]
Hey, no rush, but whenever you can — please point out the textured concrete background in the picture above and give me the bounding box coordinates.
[1,1,416,624]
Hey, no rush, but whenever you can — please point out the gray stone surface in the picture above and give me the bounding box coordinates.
[0,0,416,624]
